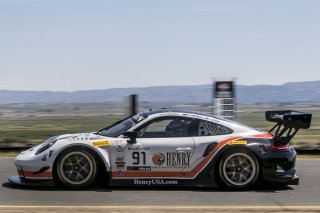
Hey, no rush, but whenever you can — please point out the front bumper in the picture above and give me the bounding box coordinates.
[16,166,52,179]
[14,147,53,180]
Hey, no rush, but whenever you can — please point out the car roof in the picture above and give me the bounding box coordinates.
[138,108,260,133]
[143,108,218,119]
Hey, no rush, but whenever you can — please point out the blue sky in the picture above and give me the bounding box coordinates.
[0,0,319,91]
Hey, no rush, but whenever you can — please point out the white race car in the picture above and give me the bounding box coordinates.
[8,109,311,189]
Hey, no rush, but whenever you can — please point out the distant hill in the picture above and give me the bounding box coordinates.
[0,81,320,104]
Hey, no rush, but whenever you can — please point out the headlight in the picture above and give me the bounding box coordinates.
[35,136,58,155]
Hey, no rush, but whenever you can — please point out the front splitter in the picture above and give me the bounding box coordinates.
[8,176,54,187]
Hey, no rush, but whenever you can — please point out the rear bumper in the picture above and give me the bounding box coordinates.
[287,174,299,185]
[261,147,299,185]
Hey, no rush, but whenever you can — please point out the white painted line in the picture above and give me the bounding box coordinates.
[0,206,319,209]
[297,158,320,160]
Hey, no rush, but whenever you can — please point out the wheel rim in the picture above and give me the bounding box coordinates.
[59,151,94,185]
[222,153,256,186]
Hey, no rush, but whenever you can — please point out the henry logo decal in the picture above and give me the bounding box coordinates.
[166,152,191,167]
[152,153,166,166]
[152,152,191,167]
[91,140,110,147]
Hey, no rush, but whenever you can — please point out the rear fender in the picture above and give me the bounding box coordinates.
[206,141,265,178]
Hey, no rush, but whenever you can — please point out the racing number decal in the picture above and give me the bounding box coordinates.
[132,152,146,165]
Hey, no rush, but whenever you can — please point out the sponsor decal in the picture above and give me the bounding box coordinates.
[128,147,150,151]
[166,152,191,167]
[116,165,125,176]
[158,112,181,117]
[133,179,178,185]
[42,154,47,162]
[116,156,125,162]
[276,165,285,173]
[157,112,220,124]
[115,155,126,165]
[116,146,126,153]
[229,140,247,145]
[115,139,127,145]
[91,140,110,147]
[152,152,191,167]
[152,153,166,166]
[127,166,151,171]
[115,161,126,165]
[89,136,105,140]
[183,113,203,119]
[132,113,148,122]
[114,140,127,153]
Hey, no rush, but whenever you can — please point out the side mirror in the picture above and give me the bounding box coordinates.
[122,131,138,143]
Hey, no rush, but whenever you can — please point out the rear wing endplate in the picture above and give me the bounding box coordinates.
[266,110,312,145]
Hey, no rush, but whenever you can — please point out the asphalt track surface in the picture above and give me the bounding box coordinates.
[1,157,320,212]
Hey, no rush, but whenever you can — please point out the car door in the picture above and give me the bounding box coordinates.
[124,116,195,178]
[187,119,234,175]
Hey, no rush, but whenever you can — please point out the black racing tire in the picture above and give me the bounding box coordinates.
[218,148,259,189]
[55,147,98,189]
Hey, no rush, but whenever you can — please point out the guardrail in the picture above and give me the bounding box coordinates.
[295,146,320,155]
[0,146,33,152]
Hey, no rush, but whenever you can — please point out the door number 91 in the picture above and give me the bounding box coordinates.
[132,152,146,165]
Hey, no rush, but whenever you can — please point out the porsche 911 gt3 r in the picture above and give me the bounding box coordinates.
[8,109,312,189]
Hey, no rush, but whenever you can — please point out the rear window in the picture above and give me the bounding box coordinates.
[197,120,233,136]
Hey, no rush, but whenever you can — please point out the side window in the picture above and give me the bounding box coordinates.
[198,120,233,136]
[136,117,192,138]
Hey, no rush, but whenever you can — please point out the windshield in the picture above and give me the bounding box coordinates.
[100,112,148,137]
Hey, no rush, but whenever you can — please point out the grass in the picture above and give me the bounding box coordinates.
[0,151,19,157]
[0,103,123,146]
[297,155,320,159]
[0,103,319,148]
[237,105,320,147]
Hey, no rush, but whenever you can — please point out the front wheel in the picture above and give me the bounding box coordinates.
[218,148,259,189]
[55,147,98,189]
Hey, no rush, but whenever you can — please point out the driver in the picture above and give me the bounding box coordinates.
[165,119,188,136]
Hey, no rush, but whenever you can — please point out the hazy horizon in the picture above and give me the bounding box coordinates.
[0,79,318,92]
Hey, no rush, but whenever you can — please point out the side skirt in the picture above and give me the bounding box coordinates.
[111,172,218,187]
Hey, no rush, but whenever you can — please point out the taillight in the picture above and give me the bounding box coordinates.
[268,144,289,151]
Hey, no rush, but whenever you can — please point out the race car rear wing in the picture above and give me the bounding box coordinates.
[265,110,312,145]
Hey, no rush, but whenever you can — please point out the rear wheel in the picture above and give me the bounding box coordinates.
[218,148,259,189]
[56,147,97,189]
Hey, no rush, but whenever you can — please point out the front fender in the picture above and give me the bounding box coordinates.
[51,143,111,172]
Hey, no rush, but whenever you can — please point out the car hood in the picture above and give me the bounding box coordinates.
[55,132,108,142]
